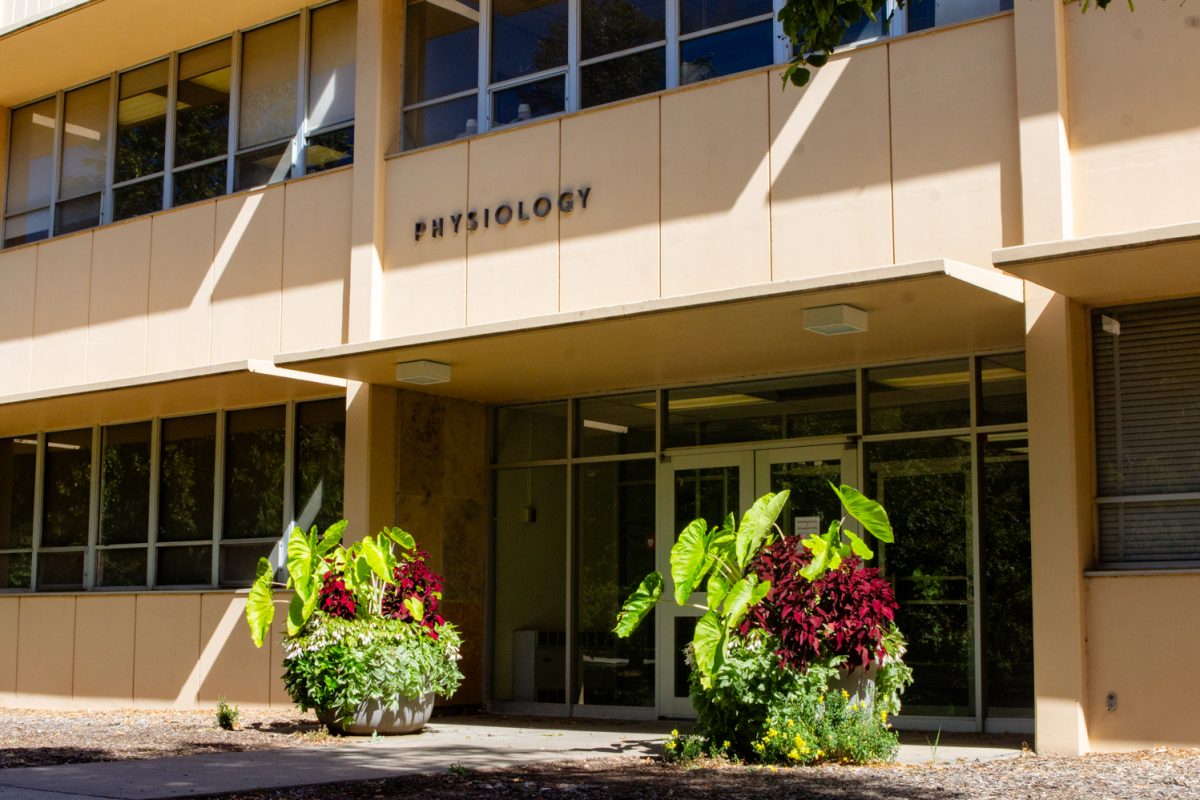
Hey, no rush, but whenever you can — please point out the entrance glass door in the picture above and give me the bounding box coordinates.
[657,444,855,717]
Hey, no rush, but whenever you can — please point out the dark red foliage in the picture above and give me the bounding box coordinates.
[318,575,357,620]
[382,548,446,638]
[742,539,898,671]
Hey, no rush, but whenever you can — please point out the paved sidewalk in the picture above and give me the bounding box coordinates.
[0,717,1021,799]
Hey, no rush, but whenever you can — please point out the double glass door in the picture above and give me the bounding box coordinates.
[656,444,855,717]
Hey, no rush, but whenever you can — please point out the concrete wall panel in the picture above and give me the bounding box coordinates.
[0,597,17,705]
[198,592,271,706]
[73,595,135,707]
[0,246,37,396]
[133,594,200,707]
[769,48,893,278]
[890,16,1021,265]
[30,233,91,390]
[1087,574,1200,749]
[148,204,214,373]
[466,122,561,325]
[560,99,661,310]
[88,219,151,383]
[382,143,468,337]
[211,187,285,362]
[661,74,771,296]
[282,171,352,352]
[1067,3,1200,236]
[16,595,76,707]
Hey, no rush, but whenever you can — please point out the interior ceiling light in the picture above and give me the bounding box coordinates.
[803,304,868,336]
[395,359,451,385]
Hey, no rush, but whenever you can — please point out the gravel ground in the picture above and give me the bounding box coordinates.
[2,710,1197,799]
[211,750,1200,800]
[0,708,337,768]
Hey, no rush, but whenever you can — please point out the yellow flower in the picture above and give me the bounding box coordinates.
[880,710,888,722]
[841,689,850,700]
[787,719,794,728]
[850,704,858,712]
[754,742,765,752]
[794,734,805,747]
[818,695,825,704]
[671,729,679,737]
[723,740,731,749]
[665,741,676,751]
[788,749,800,760]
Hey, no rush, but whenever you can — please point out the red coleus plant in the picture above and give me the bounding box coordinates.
[742,537,898,671]
[382,548,446,638]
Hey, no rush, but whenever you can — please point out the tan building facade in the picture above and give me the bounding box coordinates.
[0,0,1197,756]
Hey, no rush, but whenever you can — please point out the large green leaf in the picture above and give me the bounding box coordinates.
[670,519,709,604]
[317,520,348,556]
[800,539,830,581]
[287,592,306,636]
[404,596,425,622]
[735,491,789,569]
[844,530,875,560]
[614,572,663,637]
[692,611,726,682]
[750,578,771,607]
[383,527,416,551]
[286,527,315,586]
[706,571,731,612]
[831,482,893,543]
[245,558,275,648]
[721,576,756,630]
[360,536,393,582]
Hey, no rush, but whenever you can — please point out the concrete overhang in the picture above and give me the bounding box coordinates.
[276,259,1026,404]
[0,360,345,434]
[994,220,1200,307]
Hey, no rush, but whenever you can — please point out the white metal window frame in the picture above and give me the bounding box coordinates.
[401,0,1010,150]
[2,0,355,248]
[0,396,344,594]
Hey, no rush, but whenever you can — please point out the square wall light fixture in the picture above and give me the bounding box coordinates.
[395,359,452,385]
[803,304,868,336]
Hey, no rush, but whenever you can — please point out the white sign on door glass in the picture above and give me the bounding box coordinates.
[794,516,822,537]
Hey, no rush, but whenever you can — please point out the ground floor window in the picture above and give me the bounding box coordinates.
[488,353,1032,728]
[0,396,345,592]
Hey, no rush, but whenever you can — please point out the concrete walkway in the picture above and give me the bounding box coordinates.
[0,716,1021,799]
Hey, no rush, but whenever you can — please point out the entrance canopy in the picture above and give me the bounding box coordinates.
[994,220,1200,306]
[277,259,1025,403]
[0,360,345,435]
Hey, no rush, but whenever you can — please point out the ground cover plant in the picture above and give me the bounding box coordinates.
[244,522,463,729]
[616,485,912,765]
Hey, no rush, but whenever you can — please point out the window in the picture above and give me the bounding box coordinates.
[2,0,356,248]
[1093,298,1200,568]
[0,398,345,592]
[402,0,1012,149]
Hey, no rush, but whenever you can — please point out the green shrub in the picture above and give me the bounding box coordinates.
[215,697,239,731]
[282,615,463,726]
[753,686,898,765]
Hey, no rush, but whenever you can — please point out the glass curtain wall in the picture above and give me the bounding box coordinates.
[490,353,1031,725]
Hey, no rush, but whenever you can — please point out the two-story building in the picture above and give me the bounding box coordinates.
[0,0,1198,756]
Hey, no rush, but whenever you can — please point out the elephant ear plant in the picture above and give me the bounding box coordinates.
[613,484,894,689]
[243,522,463,730]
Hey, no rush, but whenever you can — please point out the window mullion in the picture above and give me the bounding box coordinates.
[228,31,243,195]
[147,418,161,587]
[665,0,680,89]
[102,74,118,225]
[479,0,492,132]
[567,0,581,114]
[294,9,311,179]
[212,411,226,587]
[283,401,297,566]
[48,91,64,235]
[83,426,101,590]
[163,51,179,210]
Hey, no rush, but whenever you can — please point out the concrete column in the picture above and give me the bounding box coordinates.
[342,381,398,540]
[1013,0,1073,243]
[1025,283,1093,755]
[347,0,404,343]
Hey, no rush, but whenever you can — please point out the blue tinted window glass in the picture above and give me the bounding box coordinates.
[581,48,665,108]
[582,0,665,60]
[908,0,1012,32]
[493,75,565,126]
[405,0,480,103]
[491,0,569,82]
[403,94,479,150]
[680,0,771,35]
[680,20,773,85]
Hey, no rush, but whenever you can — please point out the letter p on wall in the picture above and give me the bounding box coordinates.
[414,221,426,242]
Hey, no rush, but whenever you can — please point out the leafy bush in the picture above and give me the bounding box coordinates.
[283,615,463,726]
[745,543,898,672]
[753,685,898,765]
[215,697,239,731]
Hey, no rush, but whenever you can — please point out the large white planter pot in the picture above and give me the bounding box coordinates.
[831,663,878,708]
[318,692,435,735]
